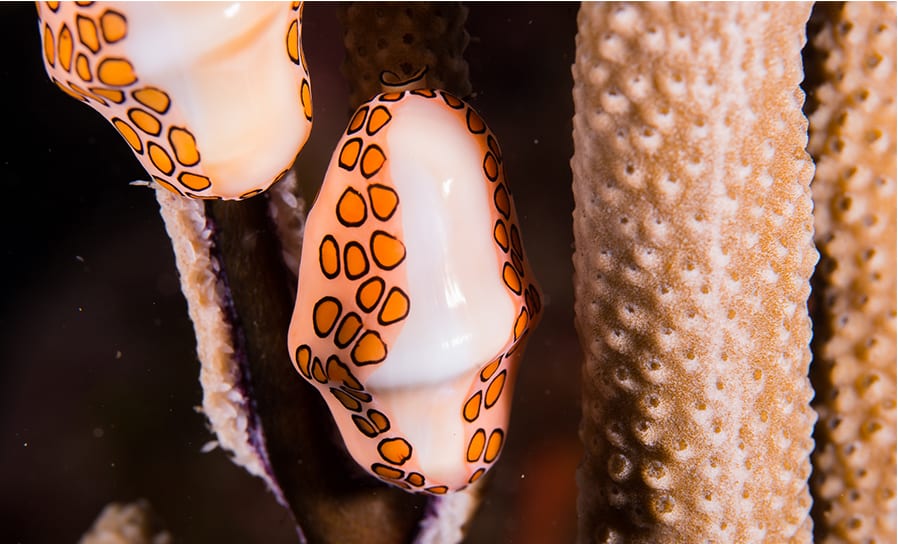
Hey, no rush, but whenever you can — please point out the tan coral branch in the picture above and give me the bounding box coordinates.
[79,499,172,544]
[807,3,898,542]
[155,187,274,488]
[572,3,816,542]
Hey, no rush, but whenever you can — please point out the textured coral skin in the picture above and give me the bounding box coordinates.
[808,3,898,542]
[154,187,275,491]
[572,4,816,542]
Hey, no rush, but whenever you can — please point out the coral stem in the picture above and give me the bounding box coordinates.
[807,3,898,542]
[572,3,816,542]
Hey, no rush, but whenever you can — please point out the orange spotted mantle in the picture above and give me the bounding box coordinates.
[288,89,541,493]
[36,1,312,200]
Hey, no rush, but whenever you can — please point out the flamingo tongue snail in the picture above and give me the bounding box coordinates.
[288,71,542,493]
[37,0,542,494]
[35,1,312,200]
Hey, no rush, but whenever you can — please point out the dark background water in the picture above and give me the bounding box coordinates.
[0,3,581,542]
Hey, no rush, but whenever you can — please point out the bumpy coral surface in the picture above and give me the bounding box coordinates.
[808,3,898,542]
[572,4,816,542]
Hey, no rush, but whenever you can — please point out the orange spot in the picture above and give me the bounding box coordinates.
[493,220,509,252]
[58,24,73,72]
[100,10,127,43]
[336,187,367,226]
[503,262,522,294]
[326,355,362,390]
[344,387,372,403]
[338,138,362,170]
[463,392,482,422]
[300,79,312,120]
[356,277,384,312]
[132,87,171,114]
[469,468,485,484]
[152,176,181,196]
[379,92,403,102]
[411,89,436,98]
[294,345,312,379]
[112,118,142,153]
[483,152,499,181]
[526,284,542,314]
[487,134,502,162]
[480,358,501,381]
[378,287,409,326]
[367,184,398,221]
[510,255,526,282]
[370,231,405,270]
[343,242,369,280]
[90,86,124,103]
[441,91,463,109]
[46,1,60,11]
[97,57,136,86]
[366,106,392,135]
[485,370,506,409]
[353,416,377,437]
[360,145,386,178]
[178,172,212,191]
[511,251,524,276]
[467,429,486,462]
[55,80,85,102]
[240,189,262,200]
[148,143,174,174]
[76,15,100,53]
[313,297,341,337]
[368,409,390,432]
[319,235,340,278]
[510,225,523,256]
[494,184,510,218]
[183,193,221,201]
[347,107,367,134]
[334,313,363,349]
[169,127,200,166]
[406,472,425,487]
[286,20,299,63]
[426,486,448,495]
[466,108,486,134]
[128,108,161,136]
[331,387,362,412]
[84,90,109,107]
[42,24,55,67]
[271,169,289,186]
[378,438,412,465]
[291,1,301,10]
[351,330,387,365]
[484,429,504,463]
[75,53,92,82]
[513,309,529,340]
[372,463,403,480]
[310,357,328,384]
[67,81,94,102]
